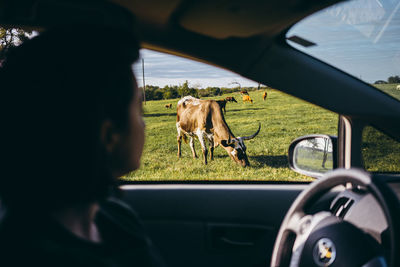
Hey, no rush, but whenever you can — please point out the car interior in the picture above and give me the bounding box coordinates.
[1,0,400,266]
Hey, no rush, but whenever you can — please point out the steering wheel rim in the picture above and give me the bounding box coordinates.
[270,168,398,267]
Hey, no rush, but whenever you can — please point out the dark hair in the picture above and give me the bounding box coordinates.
[0,25,140,211]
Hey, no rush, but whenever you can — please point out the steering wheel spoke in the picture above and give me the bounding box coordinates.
[285,211,305,234]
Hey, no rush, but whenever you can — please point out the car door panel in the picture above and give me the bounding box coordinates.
[120,184,308,267]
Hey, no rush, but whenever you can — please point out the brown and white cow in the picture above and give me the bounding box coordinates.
[176,96,260,166]
[165,103,172,109]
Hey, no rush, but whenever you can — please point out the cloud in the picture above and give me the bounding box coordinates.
[133,49,258,88]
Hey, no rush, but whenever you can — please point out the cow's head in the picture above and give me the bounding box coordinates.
[221,124,261,167]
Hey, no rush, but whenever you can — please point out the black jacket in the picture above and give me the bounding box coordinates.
[0,198,166,267]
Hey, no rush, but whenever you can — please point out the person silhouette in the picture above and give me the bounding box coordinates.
[0,24,165,267]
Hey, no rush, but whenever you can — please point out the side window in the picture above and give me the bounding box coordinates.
[362,126,400,173]
[126,49,338,181]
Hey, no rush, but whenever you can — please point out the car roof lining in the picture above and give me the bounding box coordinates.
[175,0,340,39]
[112,0,343,39]
[1,0,343,39]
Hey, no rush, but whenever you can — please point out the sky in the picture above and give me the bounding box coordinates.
[133,0,400,87]
[287,0,400,83]
[132,49,259,89]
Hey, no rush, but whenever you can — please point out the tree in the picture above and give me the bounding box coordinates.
[178,80,198,97]
[153,88,164,100]
[178,80,190,97]
[163,85,179,99]
[205,87,222,96]
[144,85,163,100]
[374,80,387,84]
[387,75,400,84]
[198,89,210,97]
[0,27,33,61]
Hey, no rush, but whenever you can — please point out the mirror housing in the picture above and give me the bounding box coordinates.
[288,135,337,179]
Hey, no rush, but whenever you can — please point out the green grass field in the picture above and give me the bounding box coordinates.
[362,126,400,173]
[123,89,338,181]
[373,83,400,100]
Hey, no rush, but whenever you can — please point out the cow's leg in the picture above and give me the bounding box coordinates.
[209,138,214,161]
[177,135,182,158]
[177,123,182,158]
[189,137,197,158]
[196,130,208,165]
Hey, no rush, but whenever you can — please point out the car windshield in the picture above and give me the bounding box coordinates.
[287,0,400,101]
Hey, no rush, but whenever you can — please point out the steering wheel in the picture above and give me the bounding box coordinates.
[270,168,399,267]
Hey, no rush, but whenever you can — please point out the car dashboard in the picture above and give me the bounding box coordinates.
[321,174,400,250]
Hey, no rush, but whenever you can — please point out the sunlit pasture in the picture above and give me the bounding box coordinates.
[123,89,338,181]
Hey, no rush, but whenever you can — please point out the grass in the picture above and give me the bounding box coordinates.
[373,83,400,100]
[295,148,333,174]
[362,126,400,173]
[123,89,338,181]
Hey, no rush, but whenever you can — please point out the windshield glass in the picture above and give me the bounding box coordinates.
[287,0,400,101]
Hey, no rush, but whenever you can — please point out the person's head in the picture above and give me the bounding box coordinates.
[0,25,144,212]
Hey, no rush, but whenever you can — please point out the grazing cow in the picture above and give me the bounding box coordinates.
[176,96,260,166]
[165,103,172,109]
[242,95,253,103]
[240,90,249,95]
[216,99,227,114]
[262,91,267,101]
[225,96,237,103]
[397,85,400,90]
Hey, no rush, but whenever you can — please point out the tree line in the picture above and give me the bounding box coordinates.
[374,75,400,84]
[141,80,267,101]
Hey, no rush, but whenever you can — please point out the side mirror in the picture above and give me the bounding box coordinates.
[288,135,337,179]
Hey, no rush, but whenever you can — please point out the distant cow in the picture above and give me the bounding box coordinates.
[225,96,237,103]
[397,85,400,90]
[165,103,172,109]
[240,90,249,95]
[243,95,253,103]
[262,91,267,101]
[216,99,227,114]
[176,96,260,166]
